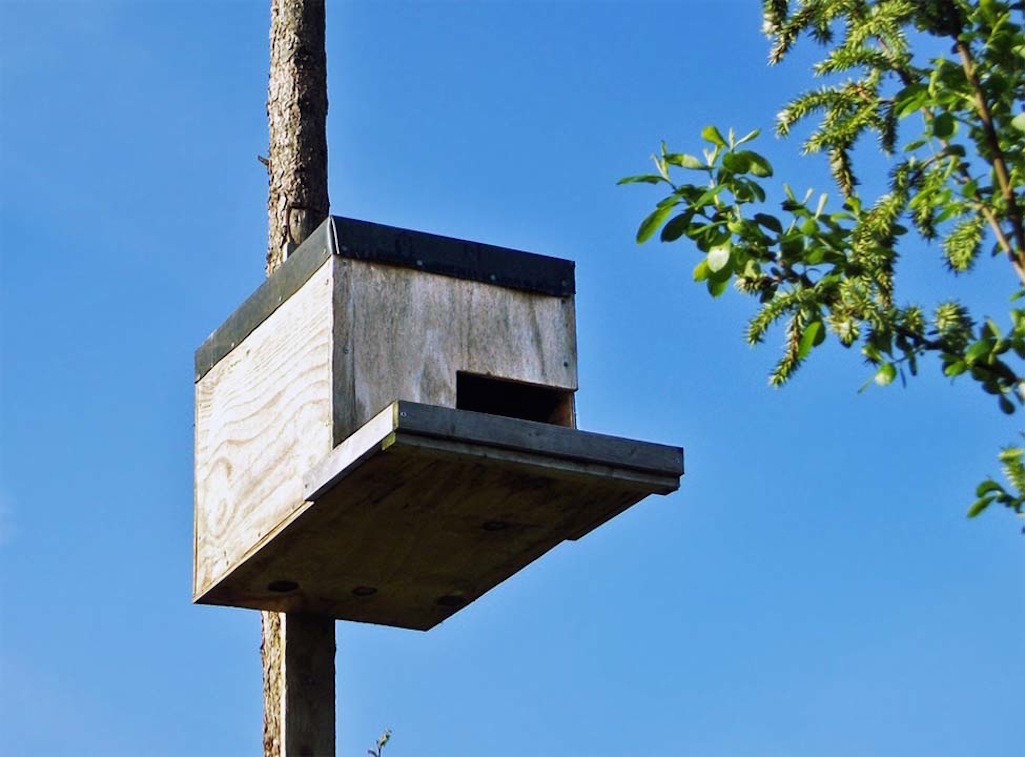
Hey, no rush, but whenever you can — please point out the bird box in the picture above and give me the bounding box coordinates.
[194,217,683,630]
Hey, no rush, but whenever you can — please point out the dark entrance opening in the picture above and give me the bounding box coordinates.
[456,372,575,427]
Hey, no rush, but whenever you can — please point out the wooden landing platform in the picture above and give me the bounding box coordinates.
[194,401,683,630]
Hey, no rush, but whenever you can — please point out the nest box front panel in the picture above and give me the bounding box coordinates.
[345,260,578,436]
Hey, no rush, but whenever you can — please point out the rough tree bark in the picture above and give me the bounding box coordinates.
[261,612,335,756]
[266,0,330,274]
[262,1,334,756]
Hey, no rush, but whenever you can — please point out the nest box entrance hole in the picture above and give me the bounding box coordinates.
[456,372,575,427]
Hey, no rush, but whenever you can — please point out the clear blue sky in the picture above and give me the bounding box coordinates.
[1,1,1021,755]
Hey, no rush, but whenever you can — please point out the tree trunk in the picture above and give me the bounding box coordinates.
[266,0,330,274]
[263,2,334,755]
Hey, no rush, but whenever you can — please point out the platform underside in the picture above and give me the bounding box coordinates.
[195,402,682,630]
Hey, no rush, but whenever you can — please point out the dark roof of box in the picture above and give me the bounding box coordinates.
[195,216,576,381]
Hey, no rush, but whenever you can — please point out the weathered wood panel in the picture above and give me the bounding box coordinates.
[348,263,577,432]
[391,401,682,477]
[281,613,335,757]
[465,277,576,395]
[194,258,336,598]
[330,256,356,443]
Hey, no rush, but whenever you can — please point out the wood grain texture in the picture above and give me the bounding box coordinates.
[347,263,577,434]
[194,258,336,599]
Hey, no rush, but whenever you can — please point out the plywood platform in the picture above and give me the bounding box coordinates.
[194,401,683,630]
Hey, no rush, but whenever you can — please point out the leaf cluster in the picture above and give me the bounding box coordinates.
[972,445,1025,517]
[623,0,1025,524]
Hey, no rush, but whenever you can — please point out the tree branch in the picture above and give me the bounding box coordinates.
[955,39,1025,278]
[881,32,1025,284]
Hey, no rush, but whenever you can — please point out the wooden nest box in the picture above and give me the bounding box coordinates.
[194,217,683,630]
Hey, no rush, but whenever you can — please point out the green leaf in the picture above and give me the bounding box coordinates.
[797,320,823,360]
[707,244,731,273]
[1012,113,1025,133]
[693,258,711,282]
[655,155,671,182]
[944,360,967,377]
[745,152,773,177]
[701,125,727,147]
[708,276,729,297]
[983,319,1002,339]
[618,174,664,185]
[754,213,783,234]
[894,84,928,117]
[875,363,897,386]
[999,395,1015,414]
[965,338,995,363]
[736,128,761,146]
[967,495,995,517]
[722,151,752,173]
[636,204,673,243]
[976,480,1003,497]
[665,153,706,169]
[800,217,819,235]
[692,184,727,209]
[933,112,956,139]
[660,211,695,242]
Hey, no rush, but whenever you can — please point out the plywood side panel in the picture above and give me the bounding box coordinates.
[194,259,336,597]
[350,264,577,428]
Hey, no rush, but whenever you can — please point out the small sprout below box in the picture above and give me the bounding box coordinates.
[368,728,391,757]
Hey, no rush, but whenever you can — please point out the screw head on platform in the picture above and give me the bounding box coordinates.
[267,579,299,593]
[436,594,467,609]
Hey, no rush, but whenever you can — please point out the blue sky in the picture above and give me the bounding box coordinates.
[1,1,1021,755]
